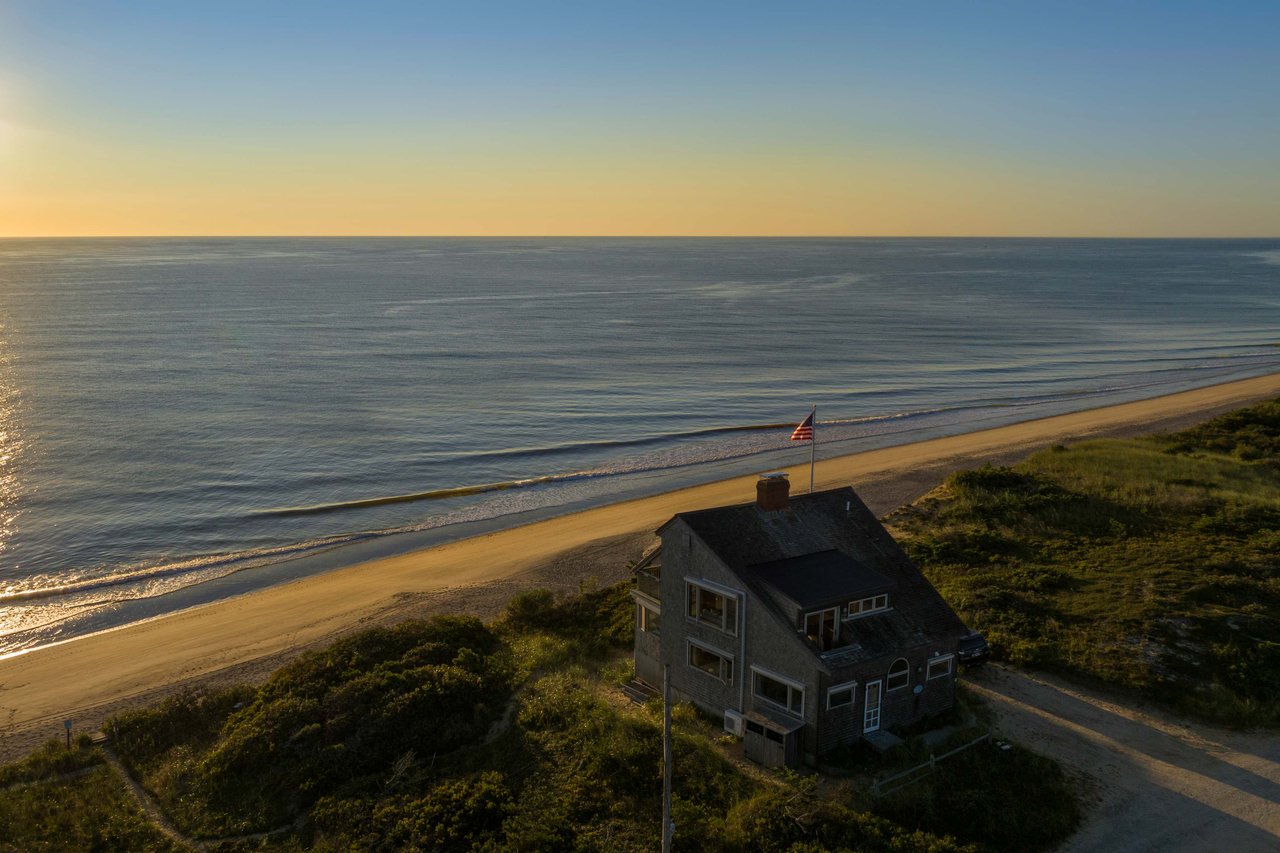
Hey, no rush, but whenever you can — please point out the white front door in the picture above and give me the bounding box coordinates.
[863,680,882,733]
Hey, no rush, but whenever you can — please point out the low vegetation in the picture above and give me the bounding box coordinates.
[874,739,1078,852]
[891,399,1280,726]
[0,739,182,852]
[1,577,1077,851]
[111,615,515,837]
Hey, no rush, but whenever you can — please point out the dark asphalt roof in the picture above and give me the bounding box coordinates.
[746,549,894,610]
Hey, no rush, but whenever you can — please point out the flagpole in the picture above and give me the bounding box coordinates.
[809,404,816,494]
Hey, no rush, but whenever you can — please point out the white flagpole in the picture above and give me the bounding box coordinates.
[809,404,816,494]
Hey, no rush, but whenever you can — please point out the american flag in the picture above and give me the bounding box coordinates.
[790,410,814,441]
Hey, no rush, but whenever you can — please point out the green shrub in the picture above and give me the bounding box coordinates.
[112,615,516,836]
[502,582,634,652]
[724,789,977,853]
[313,771,513,851]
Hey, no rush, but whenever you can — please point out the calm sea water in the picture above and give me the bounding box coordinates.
[1,238,1278,655]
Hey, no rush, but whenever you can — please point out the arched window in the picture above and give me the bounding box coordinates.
[886,658,910,691]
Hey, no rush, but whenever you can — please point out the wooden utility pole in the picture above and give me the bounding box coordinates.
[662,664,674,853]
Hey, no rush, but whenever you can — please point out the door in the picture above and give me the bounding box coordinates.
[804,608,837,650]
[863,680,882,733]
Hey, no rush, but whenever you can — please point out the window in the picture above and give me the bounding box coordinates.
[687,581,738,635]
[886,657,910,691]
[847,594,889,618]
[752,668,804,716]
[803,608,838,650]
[927,655,953,681]
[687,641,734,684]
[639,604,660,636]
[827,681,857,710]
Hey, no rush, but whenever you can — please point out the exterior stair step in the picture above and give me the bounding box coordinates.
[621,679,658,704]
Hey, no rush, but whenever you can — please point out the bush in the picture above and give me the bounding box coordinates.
[724,789,978,853]
[502,582,635,657]
[112,615,516,836]
[313,771,513,851]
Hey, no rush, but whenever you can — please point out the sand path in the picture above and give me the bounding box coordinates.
[2,372,1280,764]
[967,665,1280,852]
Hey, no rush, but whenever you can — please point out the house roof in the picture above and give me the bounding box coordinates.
[745,549,894,611]
[666,485,968,670]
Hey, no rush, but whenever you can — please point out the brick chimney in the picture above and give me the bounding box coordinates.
[756,473,790,511]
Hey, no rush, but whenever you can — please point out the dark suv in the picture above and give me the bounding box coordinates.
[957,631,990,668]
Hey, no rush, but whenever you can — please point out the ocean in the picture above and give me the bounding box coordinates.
[1,237,1278,656]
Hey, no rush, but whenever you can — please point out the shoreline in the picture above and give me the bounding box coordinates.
[3,370,1280,761]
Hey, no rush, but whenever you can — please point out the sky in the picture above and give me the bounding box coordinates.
[1,1,1278,237]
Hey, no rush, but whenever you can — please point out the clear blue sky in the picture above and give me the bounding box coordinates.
[2,1,1277,235]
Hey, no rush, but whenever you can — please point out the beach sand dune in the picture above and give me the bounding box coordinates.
[3,372,1280,762]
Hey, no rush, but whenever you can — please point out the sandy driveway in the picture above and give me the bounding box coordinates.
[965,666,1280,852]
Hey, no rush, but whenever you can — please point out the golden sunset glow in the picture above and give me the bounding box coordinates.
[0,4,1276,237]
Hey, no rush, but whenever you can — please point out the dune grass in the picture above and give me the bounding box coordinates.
[889,399,1280,726]
[0,739,183,852]
[12,578,1063,852]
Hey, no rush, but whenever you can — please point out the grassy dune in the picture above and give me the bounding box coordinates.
[0,740,182,852]
[1,581,1076,852]
[890,400,1280,726]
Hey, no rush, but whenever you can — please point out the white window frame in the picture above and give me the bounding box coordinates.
[927,654,954,681]
[886,657,911,692]
[750,665,805,717]
[826,680,858,710]
[803,607,839,649]
[847,593,890,618]
[687,639,734,685]
[863,679,883,733]
[685,578,740,636]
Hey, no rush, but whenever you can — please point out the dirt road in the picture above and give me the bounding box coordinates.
[965,666,1280,852]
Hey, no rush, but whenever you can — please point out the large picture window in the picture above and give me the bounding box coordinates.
[752,668,804,716]
[687,581,738,635]
[687,641,734,684]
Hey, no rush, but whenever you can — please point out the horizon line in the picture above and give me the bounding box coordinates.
[3,234,1279,241]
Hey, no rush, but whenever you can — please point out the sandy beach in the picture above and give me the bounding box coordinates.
[3,371,1280,761]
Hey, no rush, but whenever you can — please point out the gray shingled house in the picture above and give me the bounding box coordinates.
[631,473,975,768]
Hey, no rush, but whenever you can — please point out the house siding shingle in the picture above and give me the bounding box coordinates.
[660,519,744,717]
